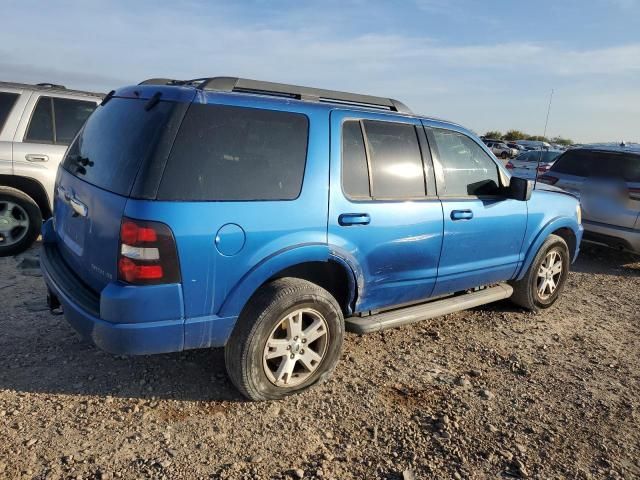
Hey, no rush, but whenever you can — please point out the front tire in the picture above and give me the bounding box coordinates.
[510,234,570,311]
[225,278,344,401]
[0,187,42,257]
[501,151,509,159]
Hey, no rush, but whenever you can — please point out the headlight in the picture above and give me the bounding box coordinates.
[576,203,582,224]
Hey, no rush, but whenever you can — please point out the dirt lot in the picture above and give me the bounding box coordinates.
[0,242,639,480]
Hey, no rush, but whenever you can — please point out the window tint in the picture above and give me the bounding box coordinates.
[362,120,425,198]
[63,98,177,196]
[158,104,309,201]
[0,92,19,133]
[553,150,640,182]
[25,97,54,143]
[342,121,370,198]
[432,128,500,196]
[53,98,96,145]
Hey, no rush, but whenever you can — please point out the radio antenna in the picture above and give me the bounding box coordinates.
[534,88,554,189]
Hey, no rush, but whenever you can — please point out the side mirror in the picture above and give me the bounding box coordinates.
[508,176,533,201]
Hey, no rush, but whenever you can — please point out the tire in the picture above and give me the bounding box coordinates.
[510,234,570,311]
[225,277,345,401]
[0,186,42,257]
[501,151,509,159]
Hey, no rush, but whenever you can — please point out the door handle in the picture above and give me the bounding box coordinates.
[338,213,371,226]
[69,197,88,217]
[450,209,473,220]
[25,154,49,162]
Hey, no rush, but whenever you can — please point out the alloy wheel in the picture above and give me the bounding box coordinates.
[536,249,563,300]
[262,308,329,387]
[0,201,30,247]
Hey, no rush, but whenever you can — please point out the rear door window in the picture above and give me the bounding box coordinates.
[158,104,309,201]
[62,97,177,196]
[25,96,96,145]
[361,120,425,199]
[0,92,19,133]
[342,120,370,198]
[53,98,96,145]
[25,97,54,143]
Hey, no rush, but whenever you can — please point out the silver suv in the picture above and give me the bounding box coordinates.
[0,82,102,255]
[539,145,640,254]
[485,140,518,160]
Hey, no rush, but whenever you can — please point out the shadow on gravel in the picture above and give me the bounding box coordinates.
[0,316,245,403]
[572,243,640,277]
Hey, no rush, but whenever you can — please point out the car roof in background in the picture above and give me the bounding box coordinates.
[572,143,640,155]
[0,81,104,99]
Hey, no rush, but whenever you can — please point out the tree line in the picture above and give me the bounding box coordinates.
[483,130,573,146]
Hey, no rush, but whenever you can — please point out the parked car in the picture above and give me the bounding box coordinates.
[506,149,563,179]
[0,82,102,255]
[539,145,640,254]
[516,140,552,151]
[40,76,583,400]
[507,142,526,152]
[485,140,518,159]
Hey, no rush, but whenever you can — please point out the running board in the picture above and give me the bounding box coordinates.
[345,283,513,334]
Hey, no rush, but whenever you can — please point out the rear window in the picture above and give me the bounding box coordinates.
[552,150,640,182]
[157,104,309,201]
[63,98,177,196]
[0,92,19,133]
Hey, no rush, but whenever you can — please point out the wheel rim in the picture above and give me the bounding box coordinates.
[536,249,563,300]
[262,308,329,387]
[0,201,30,247]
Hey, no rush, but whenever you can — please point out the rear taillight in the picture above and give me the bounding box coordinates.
[537,164,550,173]
[538,175,559,185]
[506,161,514,169]
[117,217,180,285]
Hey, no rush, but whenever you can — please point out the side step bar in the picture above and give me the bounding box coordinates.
[345,283,513,334]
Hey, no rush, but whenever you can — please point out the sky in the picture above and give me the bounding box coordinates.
[2,0,639,143]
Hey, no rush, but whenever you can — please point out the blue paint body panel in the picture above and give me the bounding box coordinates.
[40,83,583,356]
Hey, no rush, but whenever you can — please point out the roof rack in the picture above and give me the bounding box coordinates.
[138,76,412,114]
[36,82,66,89]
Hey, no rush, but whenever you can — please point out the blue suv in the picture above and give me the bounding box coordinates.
[40,77,583,400]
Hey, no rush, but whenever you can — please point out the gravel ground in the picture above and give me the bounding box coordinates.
[0,241,639,480]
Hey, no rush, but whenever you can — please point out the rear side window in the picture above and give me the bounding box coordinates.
[158,104,309,201]
[53,98,96,145]
[25,96,96,145]
[0,92,19,133]
[432,128,500,196]
[63,98,177,196]
[553,150,640,182]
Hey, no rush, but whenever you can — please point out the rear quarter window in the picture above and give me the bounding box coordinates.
[157,104,309,201]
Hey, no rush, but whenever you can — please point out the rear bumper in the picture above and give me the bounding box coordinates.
[40,219,237,355]
[582,220,640,254]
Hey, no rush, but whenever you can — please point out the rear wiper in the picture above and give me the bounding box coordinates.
[144,91,162,111]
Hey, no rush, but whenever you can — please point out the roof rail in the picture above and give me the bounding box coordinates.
[137,76,412,114]
[36,82,66,89]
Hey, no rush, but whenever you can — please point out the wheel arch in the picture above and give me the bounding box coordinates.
[0,175,51,219]
[218,245,358,319]
[516,217,581,280]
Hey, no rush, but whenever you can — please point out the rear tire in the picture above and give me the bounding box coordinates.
[225,278,344,401]
[0,186,42,257]
[501,151,509,159]
[510,234,570,311]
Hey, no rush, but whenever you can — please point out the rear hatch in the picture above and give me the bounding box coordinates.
[54,89,192,293]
